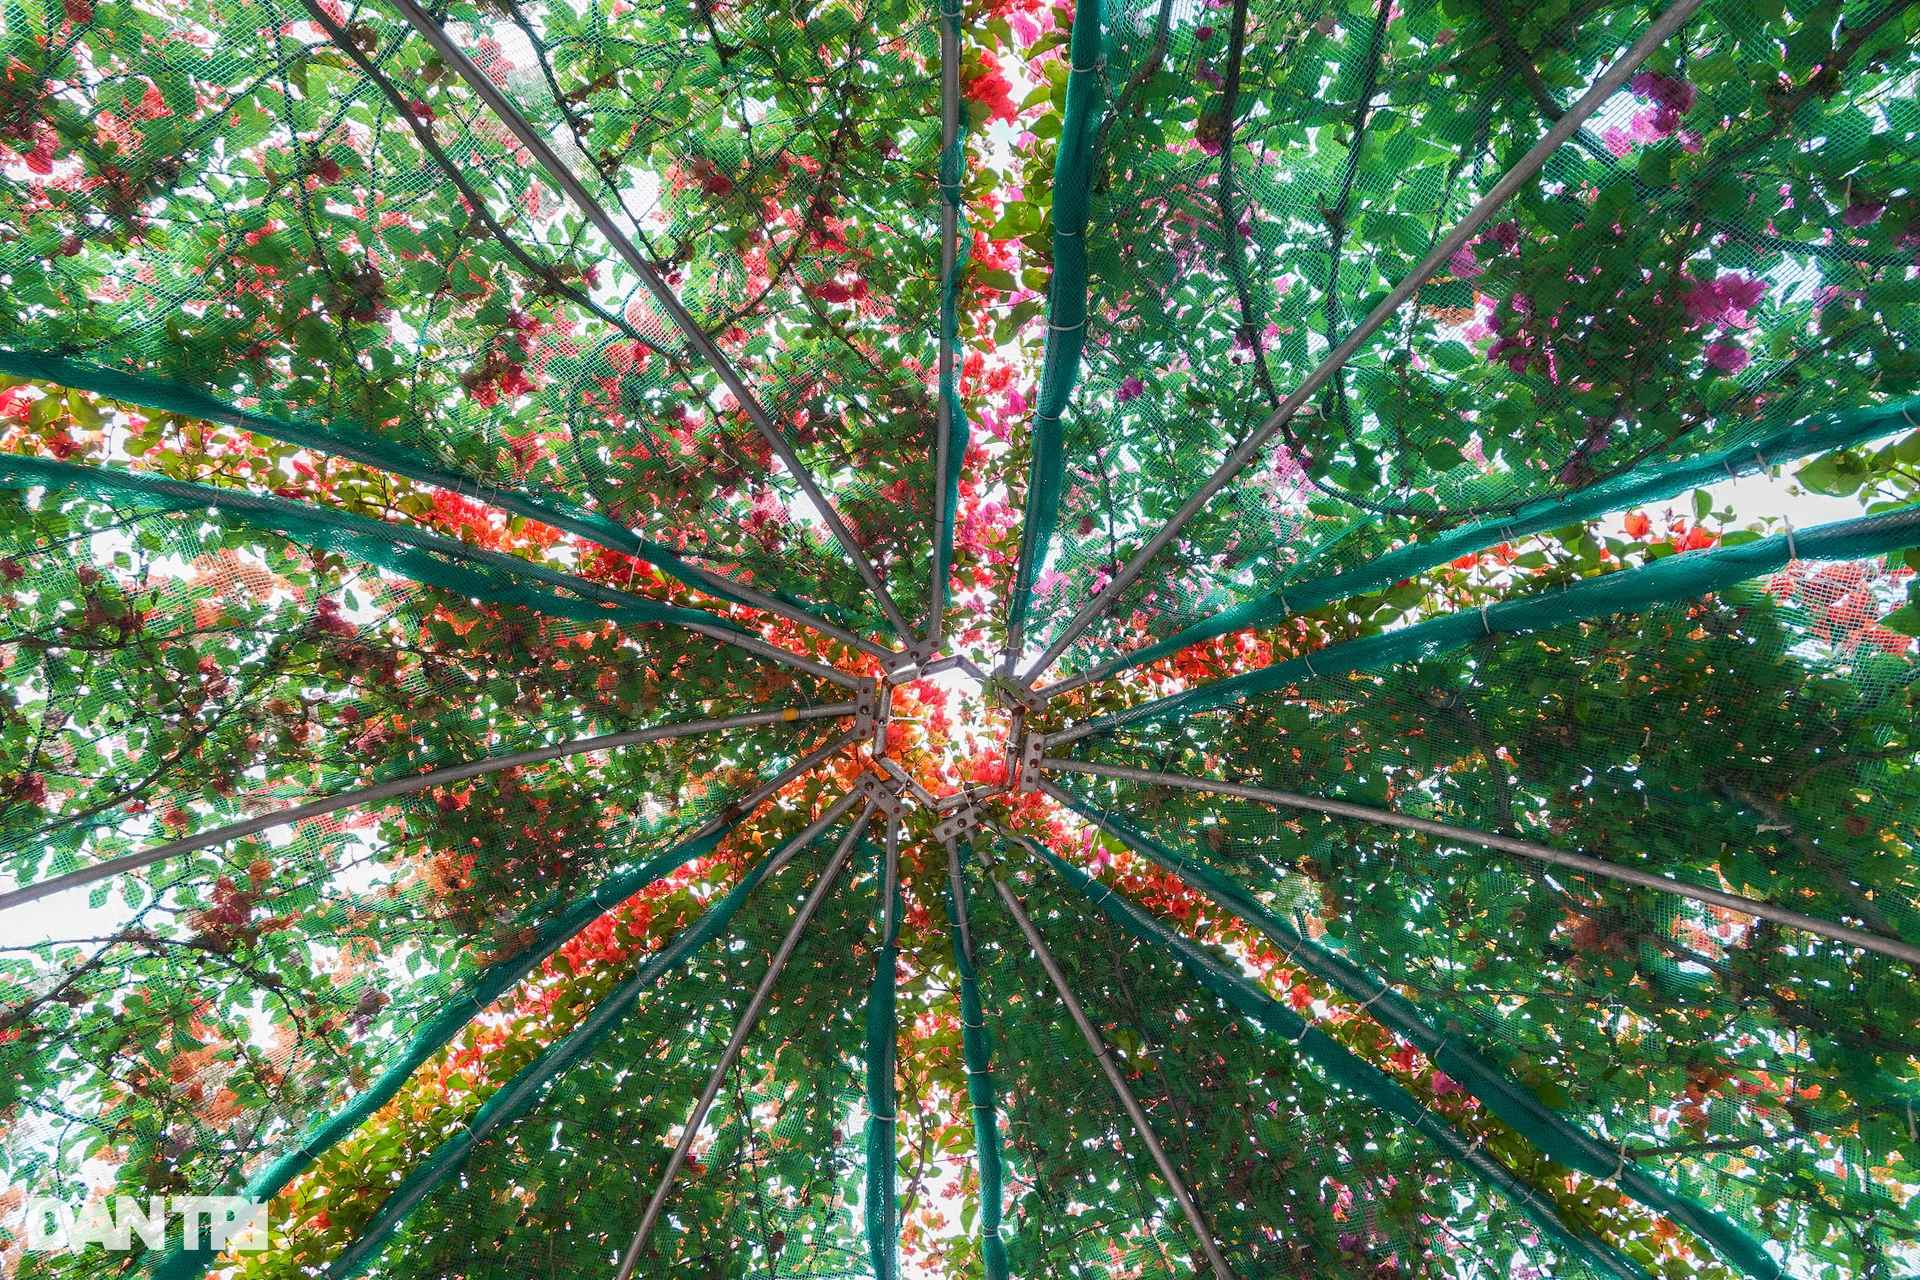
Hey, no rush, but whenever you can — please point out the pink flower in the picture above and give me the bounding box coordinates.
[1630,71,1696,117]
[1633,104,1690,143]
[1842,201,1885,228]
[1430,1071,1465,1098]
[1448,244,1482,278]
[1681,272,1766,330]
[1117,376,1143,403]
[1603,126,1634,158]
[1704,341,1750,373]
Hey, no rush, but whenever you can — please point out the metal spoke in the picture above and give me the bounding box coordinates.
[0,707,859,913]
[383,0,915,644]
[980,837,1241,1280]
[1039,757,1920,965]
[613,798,875,1280]
[1014,0,1707,683]
[927,0,964,650]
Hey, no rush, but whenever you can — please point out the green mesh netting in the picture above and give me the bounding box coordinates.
[5,0,1920,1276]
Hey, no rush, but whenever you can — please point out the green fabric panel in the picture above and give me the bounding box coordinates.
[932,0,972,633]
[1006,0,1104,641]
[314,831,813,1280]
[1052,794,1784,1280]
[145,820,736,1280]
[0,453,745,636]
[1076,501,1920,738]
[1108,397,1920,679]
[0,349,638,547]
[865,838,901,1280]
[0,349,794,616]
[1024,839,1652,1280]
[942,848,1008,1280]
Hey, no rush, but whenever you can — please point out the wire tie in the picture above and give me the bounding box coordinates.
[1783,517,1798,563]
[1048,317,1087,331]
[1751,445,1770,469]
[1301,652,1319,678]
[1609,1137,1630,1181]
[869,1110,898,1122]
[1071,62,1100,73]
[1723,457,1740,482]
[1355,985,1390,1010]
[1478,603,1491,635]
[1903,406,1918,428]
[962,1017,987,1029]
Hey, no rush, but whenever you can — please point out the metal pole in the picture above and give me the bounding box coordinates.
[1015,0,1708,683]
[383,0,916,645]
[1039,757,1920,966]
[691,728,869,841]
[0,704,858,914]
[944,838,975,965]
[612,799,875,1280]
[672,560,904,666]
[927,0,963,650]
[882,810,902,943]
[680,621,870,691]
[981,846,1241,1280]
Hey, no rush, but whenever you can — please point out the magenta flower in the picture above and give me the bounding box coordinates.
[1681,272,1766,330]
[1630,71,1697,117]
[1448,244,1482,278]
[1489,220,1520,252]
[1194,23,1214,39]
[1842,201,1886,228]
[1196,62,1223,88]
[1487,333,1530,374]
[1704,341,1751,373]
[1117,375,1144,403]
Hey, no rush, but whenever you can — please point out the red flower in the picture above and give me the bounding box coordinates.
[1623,511,1652,538]
[691,159,734,197]
[964,68,1017,124]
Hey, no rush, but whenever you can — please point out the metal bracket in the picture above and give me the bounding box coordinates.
[856,768,908,820]
[1014,730,1047,794]
[933,795,982,843]
[852,678,884,741]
